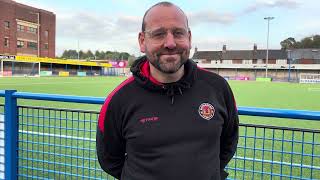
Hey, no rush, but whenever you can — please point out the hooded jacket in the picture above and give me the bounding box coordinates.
[96,56,239,180]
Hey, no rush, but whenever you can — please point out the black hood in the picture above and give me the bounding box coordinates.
[130,56,197,104]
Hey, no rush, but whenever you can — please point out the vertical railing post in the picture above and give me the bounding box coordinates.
[4,90,18,180]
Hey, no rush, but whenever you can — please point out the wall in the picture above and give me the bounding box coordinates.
[0,0,55,58]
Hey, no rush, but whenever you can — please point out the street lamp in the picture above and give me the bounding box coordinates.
[264,16,274,78]
[30,12,40,57]
[287,49,292,82]
[77,40,80,60]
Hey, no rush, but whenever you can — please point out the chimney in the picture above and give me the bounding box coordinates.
[222,45,226,53]
[253,43,257,51]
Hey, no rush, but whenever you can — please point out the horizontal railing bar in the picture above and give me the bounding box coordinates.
[18,174,50,180]
[238,134,320,144]
[239,106,320,120]
[18,105,100,114]
[19,123,96,132]
[239,123,320,133]
[18,166,105,180]
[1,90,320,120]
[226,167,311,180]
[19,148,96,160]
[236,146,320,158]
[19,157,97,170]
[13,92,105,104]
[19,142,95,152]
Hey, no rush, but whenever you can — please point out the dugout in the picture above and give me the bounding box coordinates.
[40,63,102,76]
[0,55,112,77]
[1,60,39,76]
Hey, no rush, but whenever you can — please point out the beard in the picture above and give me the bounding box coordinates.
[145,47,190,74]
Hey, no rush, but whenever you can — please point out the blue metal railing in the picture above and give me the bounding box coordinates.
[0,103,5,179]
[0,90,319,179]
[1,90,319,120]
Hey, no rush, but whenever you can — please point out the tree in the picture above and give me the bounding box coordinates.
[79,50,85,59]
[312,35,320,48]
[95,50,103,60]
[61,50,70,59]
[300,37,313,48]
[280,35,320,49]
[127,55,136,67]
[60,49,133,60]
[86,50,94,60]
[112,51,121,60]
[119,52,130,60]
[105,51,113,59]
[69,50,78,59]
[280,37,296,49]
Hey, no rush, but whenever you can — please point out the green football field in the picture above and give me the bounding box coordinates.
[0,76,319,179]
[1,76,319,129]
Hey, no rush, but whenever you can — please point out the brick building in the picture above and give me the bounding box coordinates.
[0,0,55,58]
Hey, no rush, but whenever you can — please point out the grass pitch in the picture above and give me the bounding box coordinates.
[0,76,319,179]
[1,76,319,129]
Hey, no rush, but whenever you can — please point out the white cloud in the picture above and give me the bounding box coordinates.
[55,11,141,55]
[115,16,141,32]
[188,11,235,26]
[13,0,310,57]
[14,0,142,56]
[294,21,320,39]
[243,0,300,14]
[192,36,256,51]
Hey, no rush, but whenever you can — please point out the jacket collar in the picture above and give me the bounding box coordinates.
[130,56,197,104]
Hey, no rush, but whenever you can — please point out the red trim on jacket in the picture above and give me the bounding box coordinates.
[197,66,211,72]
[98,77,135,133]
[233,95,238,111]
[140,61,163,85]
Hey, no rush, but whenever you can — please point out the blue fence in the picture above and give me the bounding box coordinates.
[0,90,319,180]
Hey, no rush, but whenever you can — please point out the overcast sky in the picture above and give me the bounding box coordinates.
[15,0,320,57]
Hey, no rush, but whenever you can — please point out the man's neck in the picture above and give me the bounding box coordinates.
[149,62,185,83]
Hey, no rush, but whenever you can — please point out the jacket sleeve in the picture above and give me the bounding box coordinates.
[220,82,239,178]
[96,96,126,179]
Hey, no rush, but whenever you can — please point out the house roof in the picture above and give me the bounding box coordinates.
[255,50,287,59]
[192,49,287,60]
[192,51,220,60]
[289,49,320,59]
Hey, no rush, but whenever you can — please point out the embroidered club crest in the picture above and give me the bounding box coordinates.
[198,103,215,120]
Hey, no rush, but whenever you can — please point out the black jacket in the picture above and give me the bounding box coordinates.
[96,56,239,180]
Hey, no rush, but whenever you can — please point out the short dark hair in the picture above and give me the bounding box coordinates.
[141,1,189,31]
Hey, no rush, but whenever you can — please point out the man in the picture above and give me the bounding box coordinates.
[96,2,239,180]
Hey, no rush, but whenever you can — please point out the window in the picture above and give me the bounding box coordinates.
[17,40,24,48]
[17,24,24,31]
[27,42,37,50]
[44,43,49,49]
[28,27,37,34]
[4,21,10,28]
[4,37,9,47]
[45,30,49,37]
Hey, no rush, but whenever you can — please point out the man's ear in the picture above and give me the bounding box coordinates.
[138,32,146,53]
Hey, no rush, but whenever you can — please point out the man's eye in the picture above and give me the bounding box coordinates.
[152,32,166,38]
[173,30,186,37]
[175,31,184,35]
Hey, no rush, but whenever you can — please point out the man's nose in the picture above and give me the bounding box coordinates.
[163,32,176,49]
